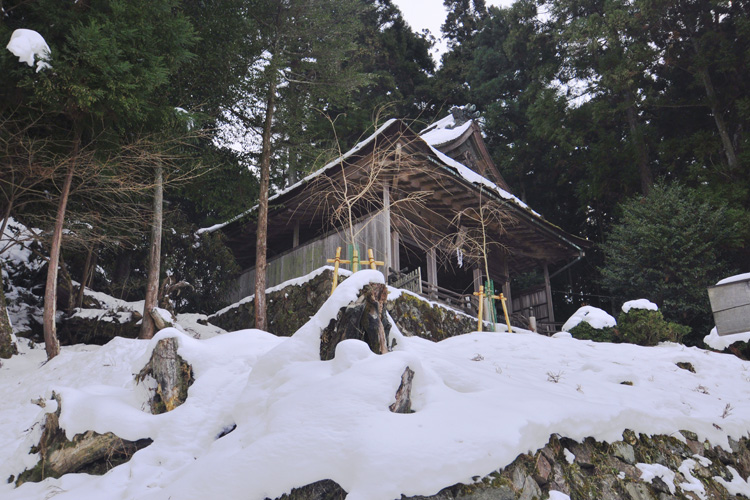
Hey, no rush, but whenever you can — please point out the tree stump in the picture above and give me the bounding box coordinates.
[15,393,152,485]
[319,283,391,361]
[136,336,193,414]
[389,366,415,414]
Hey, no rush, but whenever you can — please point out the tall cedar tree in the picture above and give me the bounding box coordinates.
[294,0,436,156]
[548,0,657,195]
[1,0,195,356]
[245,0,367,330]
[432,0,488,107]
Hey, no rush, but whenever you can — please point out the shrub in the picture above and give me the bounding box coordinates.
[616,309,690,346]
[569,322,617,343]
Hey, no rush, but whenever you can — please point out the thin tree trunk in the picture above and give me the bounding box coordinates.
[690,38,739,171]
[43,156,76,360]
[0,196,13,248]
[625,96,652,195]
[254,70,278,331]
[75,244,95,309]
[58,254,76,315]
[698,68,739,170]
[113,250,132,300]
[140,164,163,339]
[0,266,17,359]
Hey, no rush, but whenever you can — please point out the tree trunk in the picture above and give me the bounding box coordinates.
[140,164,163,339]
[75,244,95,309]
[58,254,76,315]
[625,96,652,195]
[43,155,76,360]
[113,250,132,300]
[0,196,13,249]
[698,68,739,171]
[691,38,739,171]
[254,69,278,331]
[0,266,17,359]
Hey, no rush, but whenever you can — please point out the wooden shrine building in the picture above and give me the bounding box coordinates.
[209,107,589,331]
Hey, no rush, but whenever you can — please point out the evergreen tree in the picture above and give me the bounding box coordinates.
[315,0,436,145]
[432,0,488,107]
[236,0,368,330]
[599,183,740,344]
[1,0,197,355]
[548,0,658,195]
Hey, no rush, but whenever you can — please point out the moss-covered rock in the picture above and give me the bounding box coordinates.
[269,432,750,500]
[209,269,339,336]
[387,291,477,341]
[57,308,141,345]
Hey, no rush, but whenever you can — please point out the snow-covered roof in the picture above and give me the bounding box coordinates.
[419,113,473,147]
[197,119,399,235]
[199,117,540,234]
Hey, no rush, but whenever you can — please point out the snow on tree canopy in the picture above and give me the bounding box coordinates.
[6,29,51,72]
[621,299,658,314]
[562,305,616,332]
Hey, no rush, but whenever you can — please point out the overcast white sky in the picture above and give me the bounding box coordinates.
[392,0,514,60]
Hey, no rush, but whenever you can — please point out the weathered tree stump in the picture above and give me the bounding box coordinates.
[136,336,193,414]
[319,283,391,361]
[389,366,415,414]
[15,393,152,486]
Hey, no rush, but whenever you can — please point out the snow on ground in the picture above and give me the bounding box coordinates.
[561,305,617,331]
[2,270,750,500]
[622,299,658,313]
[703,327,750,351]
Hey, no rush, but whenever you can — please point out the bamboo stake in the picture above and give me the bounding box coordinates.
[326,247,350,294]
[473,285,485,332]
[367,249,385,271]
[489,291,513,333]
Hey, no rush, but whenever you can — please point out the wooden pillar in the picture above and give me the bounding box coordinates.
[391,232,400,275]
[543,263,555,324]
[427,247,438,299]
[383,185,391,282]
[292,222,300,249]
[472,268,482,293]
[502,256,512,314]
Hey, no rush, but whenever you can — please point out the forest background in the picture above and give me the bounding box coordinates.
[1,0,748,356]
